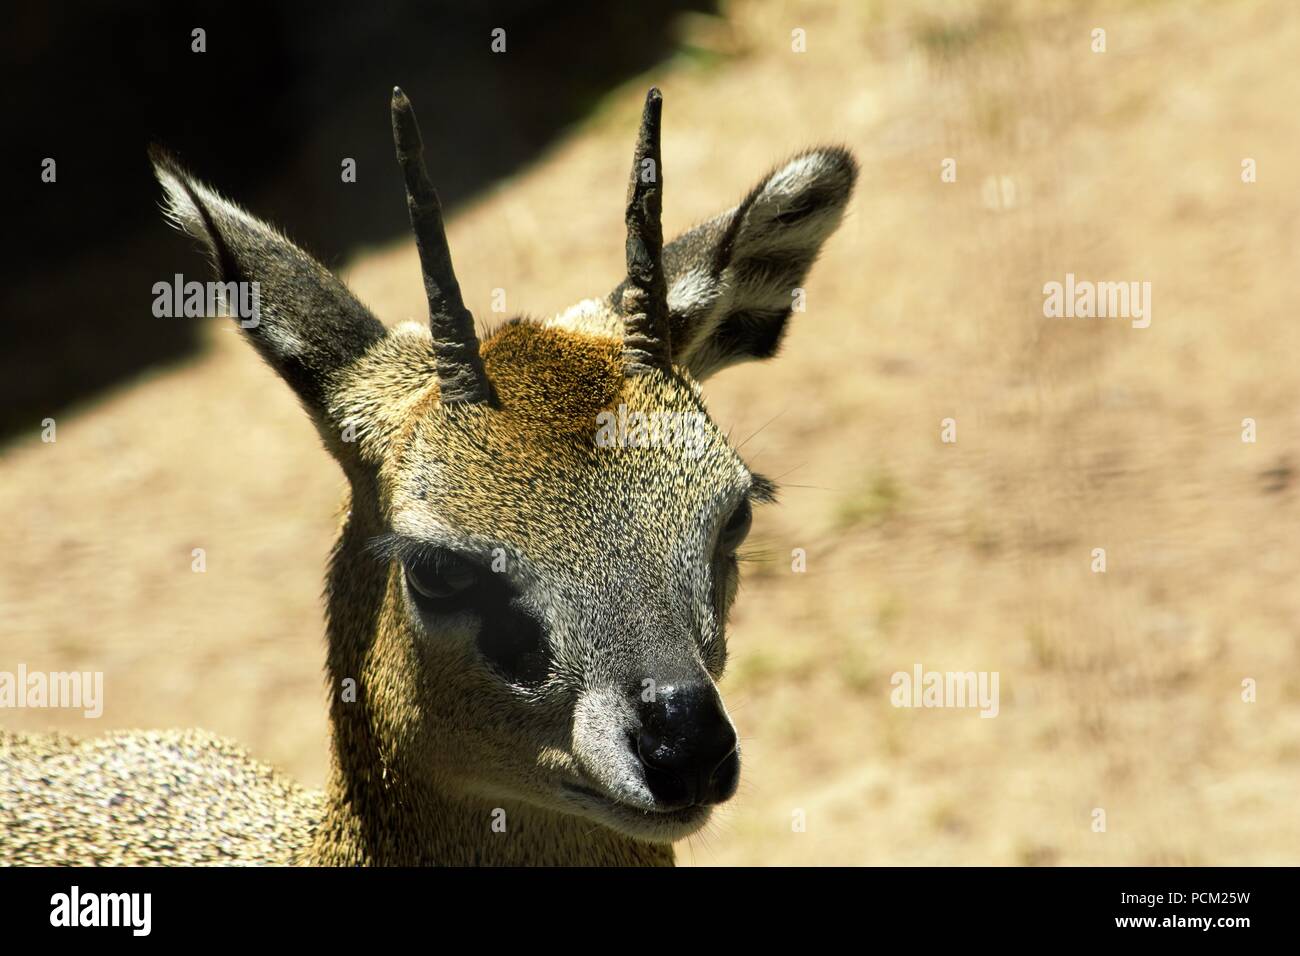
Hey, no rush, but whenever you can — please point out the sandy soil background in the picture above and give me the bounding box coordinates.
[3,0,1298,864]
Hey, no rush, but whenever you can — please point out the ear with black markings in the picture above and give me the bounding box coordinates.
[624,147,856,380]
[150,148,386,448]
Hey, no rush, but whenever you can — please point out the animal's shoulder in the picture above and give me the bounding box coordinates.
[0,728,321,865]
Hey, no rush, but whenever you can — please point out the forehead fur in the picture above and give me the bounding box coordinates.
[480,320,626,428]
[335,318,748,551]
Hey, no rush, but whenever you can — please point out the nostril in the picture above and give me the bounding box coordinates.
[635,729,691,807]
[703,747,741,805]
[714,725,739,765]
[633,680,740,807]
[635,728,662,765]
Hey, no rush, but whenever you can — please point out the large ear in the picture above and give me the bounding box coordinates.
[150,148,387,434]
[627,146,856,381]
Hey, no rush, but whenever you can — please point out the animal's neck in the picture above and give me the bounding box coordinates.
[304,501,671,867]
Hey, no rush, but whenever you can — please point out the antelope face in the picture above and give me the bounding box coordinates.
[153,88,854,844]
[356,321,777,841]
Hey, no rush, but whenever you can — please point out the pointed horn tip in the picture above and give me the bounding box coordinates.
[643,88,663,118]
[635,89,662,154]
[391,88,423,156]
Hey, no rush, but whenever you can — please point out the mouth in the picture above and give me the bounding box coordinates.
[559,780,714,842]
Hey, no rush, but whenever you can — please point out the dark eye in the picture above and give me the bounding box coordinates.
[404,550,480,609]
[718,499,753,555]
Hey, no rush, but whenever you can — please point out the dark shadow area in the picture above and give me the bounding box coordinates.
[1,0,713,443]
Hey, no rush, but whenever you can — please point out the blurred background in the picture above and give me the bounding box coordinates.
[2,0,1298,864]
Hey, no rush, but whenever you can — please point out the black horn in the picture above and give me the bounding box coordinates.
[620,88,671,374]
[391,87,493,405]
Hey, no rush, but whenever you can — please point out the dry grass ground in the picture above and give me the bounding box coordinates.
[3,0,1298,864]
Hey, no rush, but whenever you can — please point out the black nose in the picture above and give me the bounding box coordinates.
[635,682,739,808]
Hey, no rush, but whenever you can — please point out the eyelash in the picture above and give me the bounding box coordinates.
[402,548,484,609]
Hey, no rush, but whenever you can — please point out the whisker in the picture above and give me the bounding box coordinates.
[733,407,788,453]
